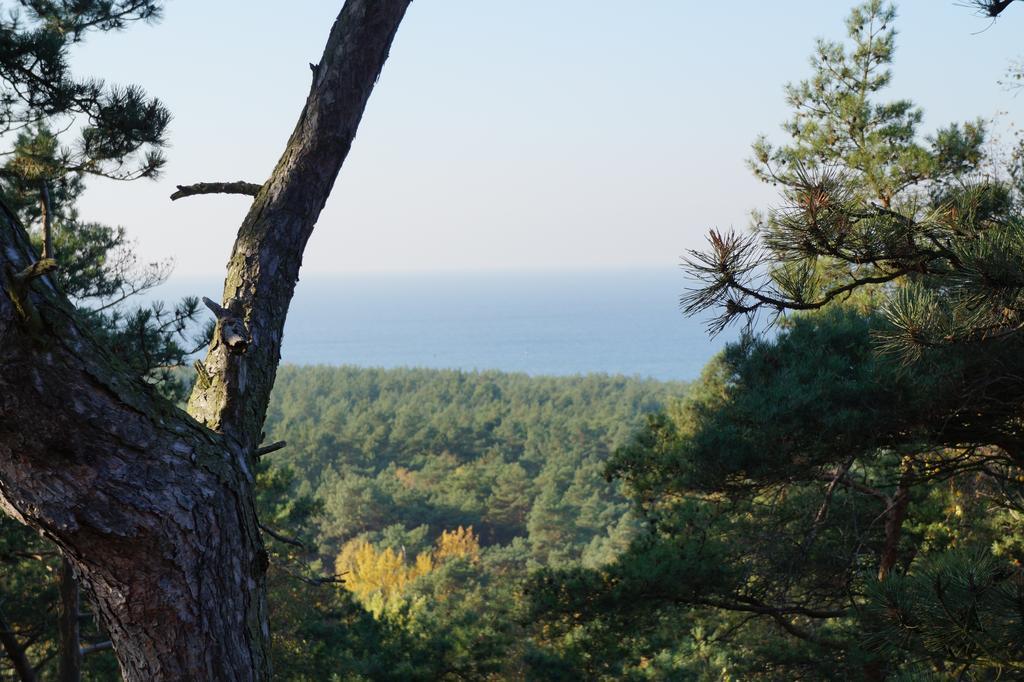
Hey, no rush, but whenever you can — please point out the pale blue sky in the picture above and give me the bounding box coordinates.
[68,1,1023,275]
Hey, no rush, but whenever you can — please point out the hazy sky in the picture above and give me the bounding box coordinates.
[68,1,1023,276]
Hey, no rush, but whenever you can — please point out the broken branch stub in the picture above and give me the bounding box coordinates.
[202,296,250,353]
[11,258,58,285]
[255,440,286,458]
[2,258,58,332]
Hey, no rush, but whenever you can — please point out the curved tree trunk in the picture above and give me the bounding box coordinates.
[0,1,411,679]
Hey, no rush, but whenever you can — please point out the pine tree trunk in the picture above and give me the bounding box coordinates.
[58,557,81,682]
[877,463,912,581]
[0,1,411,679]
[39,182,52,261]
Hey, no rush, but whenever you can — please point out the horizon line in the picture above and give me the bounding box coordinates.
[165,263,688,279]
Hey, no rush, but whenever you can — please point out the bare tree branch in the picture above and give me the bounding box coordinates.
[79,641,112,657]
[0,607,37,682]
[255,441,286,458]
[169,182,263,201]
[258,523,304,549]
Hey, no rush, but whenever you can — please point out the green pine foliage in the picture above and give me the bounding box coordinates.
[0,1,207,403]
[532,2,1024,679]
[865,550,1024,674]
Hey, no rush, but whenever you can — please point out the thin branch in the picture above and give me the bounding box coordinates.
[0,607,37,682]
[294,574,346,586]
[258,523,304,548]
[79,641,112,657]
[255,441,286,458]
[804,455,856,550]
[816,472,890,503]
[730,268,911,312]
[0,551,56,563]
[691,596,846,649]
[169,182,262,201]
[85,280,164,314]
[280,566,346,587]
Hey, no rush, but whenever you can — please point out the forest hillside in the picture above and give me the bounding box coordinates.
[258,366,688,679]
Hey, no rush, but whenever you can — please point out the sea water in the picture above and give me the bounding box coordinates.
[157,268,736,381]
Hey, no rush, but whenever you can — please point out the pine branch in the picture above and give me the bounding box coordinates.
[969,0,1017,17]
[80,641,112,657]
[255,440,286,458]
[169,182,263,201]
[690,596,846,649]
[0,607,36,682]
[257,523,303,549]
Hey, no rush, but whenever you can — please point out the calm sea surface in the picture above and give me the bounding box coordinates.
[158,269,735,382]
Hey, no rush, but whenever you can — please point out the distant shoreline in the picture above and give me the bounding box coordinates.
[275,361,693,386]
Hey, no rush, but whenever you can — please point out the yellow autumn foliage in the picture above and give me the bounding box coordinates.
[335,539,431,608]
[435,525,480,563]
[336,526,480,615]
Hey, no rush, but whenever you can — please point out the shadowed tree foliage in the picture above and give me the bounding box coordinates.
[0,1,206,403]
[530,2,1024,678]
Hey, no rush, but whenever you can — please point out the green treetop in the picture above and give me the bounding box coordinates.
[0,1,209,401]
[751,0,985,209]
[531,2,1024,678]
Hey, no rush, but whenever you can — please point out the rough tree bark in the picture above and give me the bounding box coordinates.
[0,1,411,679]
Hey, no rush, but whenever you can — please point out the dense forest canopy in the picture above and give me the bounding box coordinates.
[266,366,682,560]
[260,366,689,679]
